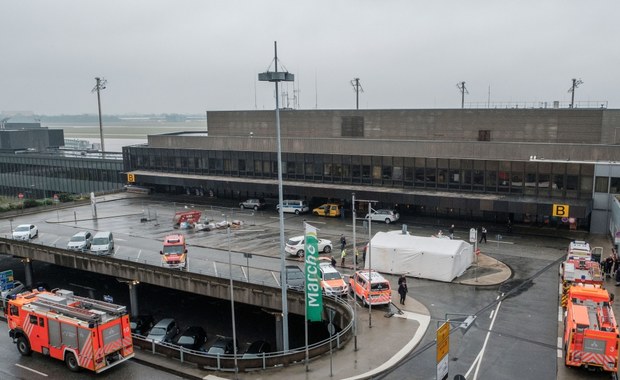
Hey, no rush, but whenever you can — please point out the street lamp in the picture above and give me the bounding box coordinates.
[223,213,239,375]
[92,77,107,153]
[258,41,294,352]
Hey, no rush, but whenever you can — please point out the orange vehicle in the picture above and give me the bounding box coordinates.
[561,259,603,285]
[563,284,619,372]
[160,234,188,270]
[312,203,341,217]
[348,269,391,306]
[6,288,134,373]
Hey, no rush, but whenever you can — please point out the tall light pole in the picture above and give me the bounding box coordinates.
[92,77,107,153]
[568,78,583,109]
[223,213,239,375]
[258,41,294,351]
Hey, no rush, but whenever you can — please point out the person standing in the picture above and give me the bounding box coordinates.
[398,278,408,305]
[449,224,455,239]
[479,227,487,243]
[330,256,337,267]
[340,248,347,267]
[340,234,347,251]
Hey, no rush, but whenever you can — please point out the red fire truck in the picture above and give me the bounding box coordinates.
[5,288,134,373]
[563,284,619,372]
[160,234,188,270]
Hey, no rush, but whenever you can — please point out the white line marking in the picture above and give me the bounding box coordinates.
[557,349,562,358]
[15,363,48,376]
[135,249,142,262]
[558,306,563,322]
[489,310,494,319]
[213,262,218,277]
[557,337,562,348]
[558,282,562,295]
[241,266,248,281]
[115,238,127,241]
[272,271,280,286]
[466,299,502,380]
[51,237,61,245]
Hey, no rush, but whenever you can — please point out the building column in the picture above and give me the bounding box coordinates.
[128,281,139,317]
[274,313,283,352]
[23,258,33,288]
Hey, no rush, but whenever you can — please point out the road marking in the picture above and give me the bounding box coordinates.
[213,262,218,277]
[135,249,142,262]
[489,310,494,319]
[558,306,563,322]
[241,266,248,281]
[558,282,562,295]
[272,271,280,286]
[15,363,48,376]
[557,337,563,358]
[51,237,61,246]
[115,238,127,241]
[466,295,503,380]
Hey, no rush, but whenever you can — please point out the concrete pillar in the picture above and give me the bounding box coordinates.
[129,282,139,317]
[23,259,33,287]
[275,313,283,352]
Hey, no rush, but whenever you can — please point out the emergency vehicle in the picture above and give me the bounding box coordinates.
[561,259,603,285]
[563,284,619,372]
[349,270,391,306]
[160,234,188,270]
[318,260,348,296]
[5,288,134,373]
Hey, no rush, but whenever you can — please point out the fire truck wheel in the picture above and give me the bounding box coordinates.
[65,352,80,372]
[16,336,32,356]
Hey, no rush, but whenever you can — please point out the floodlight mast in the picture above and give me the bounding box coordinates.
[350,78,364,110]
[568,78,583,108]
[92,77,107,153]
[258,41,294,352]
[456,81,469,109]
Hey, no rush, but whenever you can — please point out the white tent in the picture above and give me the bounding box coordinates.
[367,231,474,282]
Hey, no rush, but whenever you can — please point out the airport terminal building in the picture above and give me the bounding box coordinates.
[123,108,620,234]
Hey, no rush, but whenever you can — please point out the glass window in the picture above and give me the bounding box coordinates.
[61,322,78,348]
[595,177,609,193]
[611,177,620,193]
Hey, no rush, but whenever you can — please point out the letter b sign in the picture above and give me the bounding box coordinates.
[552,204,569,217]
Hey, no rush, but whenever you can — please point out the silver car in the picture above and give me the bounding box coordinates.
[67,231,93,251]
[365,209,400,224]
[146,318,179,343]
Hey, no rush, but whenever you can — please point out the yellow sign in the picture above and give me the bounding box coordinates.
[127,173,136,183]
[552,204,569,217]
[436,322,450,362]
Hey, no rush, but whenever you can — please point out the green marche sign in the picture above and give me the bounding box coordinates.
[304,225,323,322]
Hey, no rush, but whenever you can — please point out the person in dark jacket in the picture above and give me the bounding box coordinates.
[398,279,408,305]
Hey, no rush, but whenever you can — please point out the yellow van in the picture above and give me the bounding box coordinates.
[312,203,341,217]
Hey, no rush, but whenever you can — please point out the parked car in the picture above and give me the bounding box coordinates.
[67,231,93,251]
[129,314,155,336]
[90,231,114,255]
[173,326,207,351]
[145,318,179,343]
[242,340,272,358]
[285,265,305,290]
[276,200,310,214]
[239,198,265,210]
[12,224,38,240]
[285,235,332,257]
[207,336,239,355]
[318,261,348,296]
[1,280,25,309]
[365,209,400,224]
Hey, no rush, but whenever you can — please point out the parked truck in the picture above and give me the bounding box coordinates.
[5,288,134,373]
[563,284,619,373]
[160,234,188,270]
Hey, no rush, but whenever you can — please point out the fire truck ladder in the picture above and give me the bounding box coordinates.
[71,295,127,316]
[31,299,103,323]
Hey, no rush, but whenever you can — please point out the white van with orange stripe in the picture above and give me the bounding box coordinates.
[349,270,391,306]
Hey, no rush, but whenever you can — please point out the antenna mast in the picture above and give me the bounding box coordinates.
[456,81,469,109]
[568,78,583,108]
[350,78,364,110]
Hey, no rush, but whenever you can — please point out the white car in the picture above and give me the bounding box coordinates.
[12,224,38,240]
[285,235,332,257]
[365,209,400,224]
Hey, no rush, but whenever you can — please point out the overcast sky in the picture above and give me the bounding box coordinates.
[1,1,618,115]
